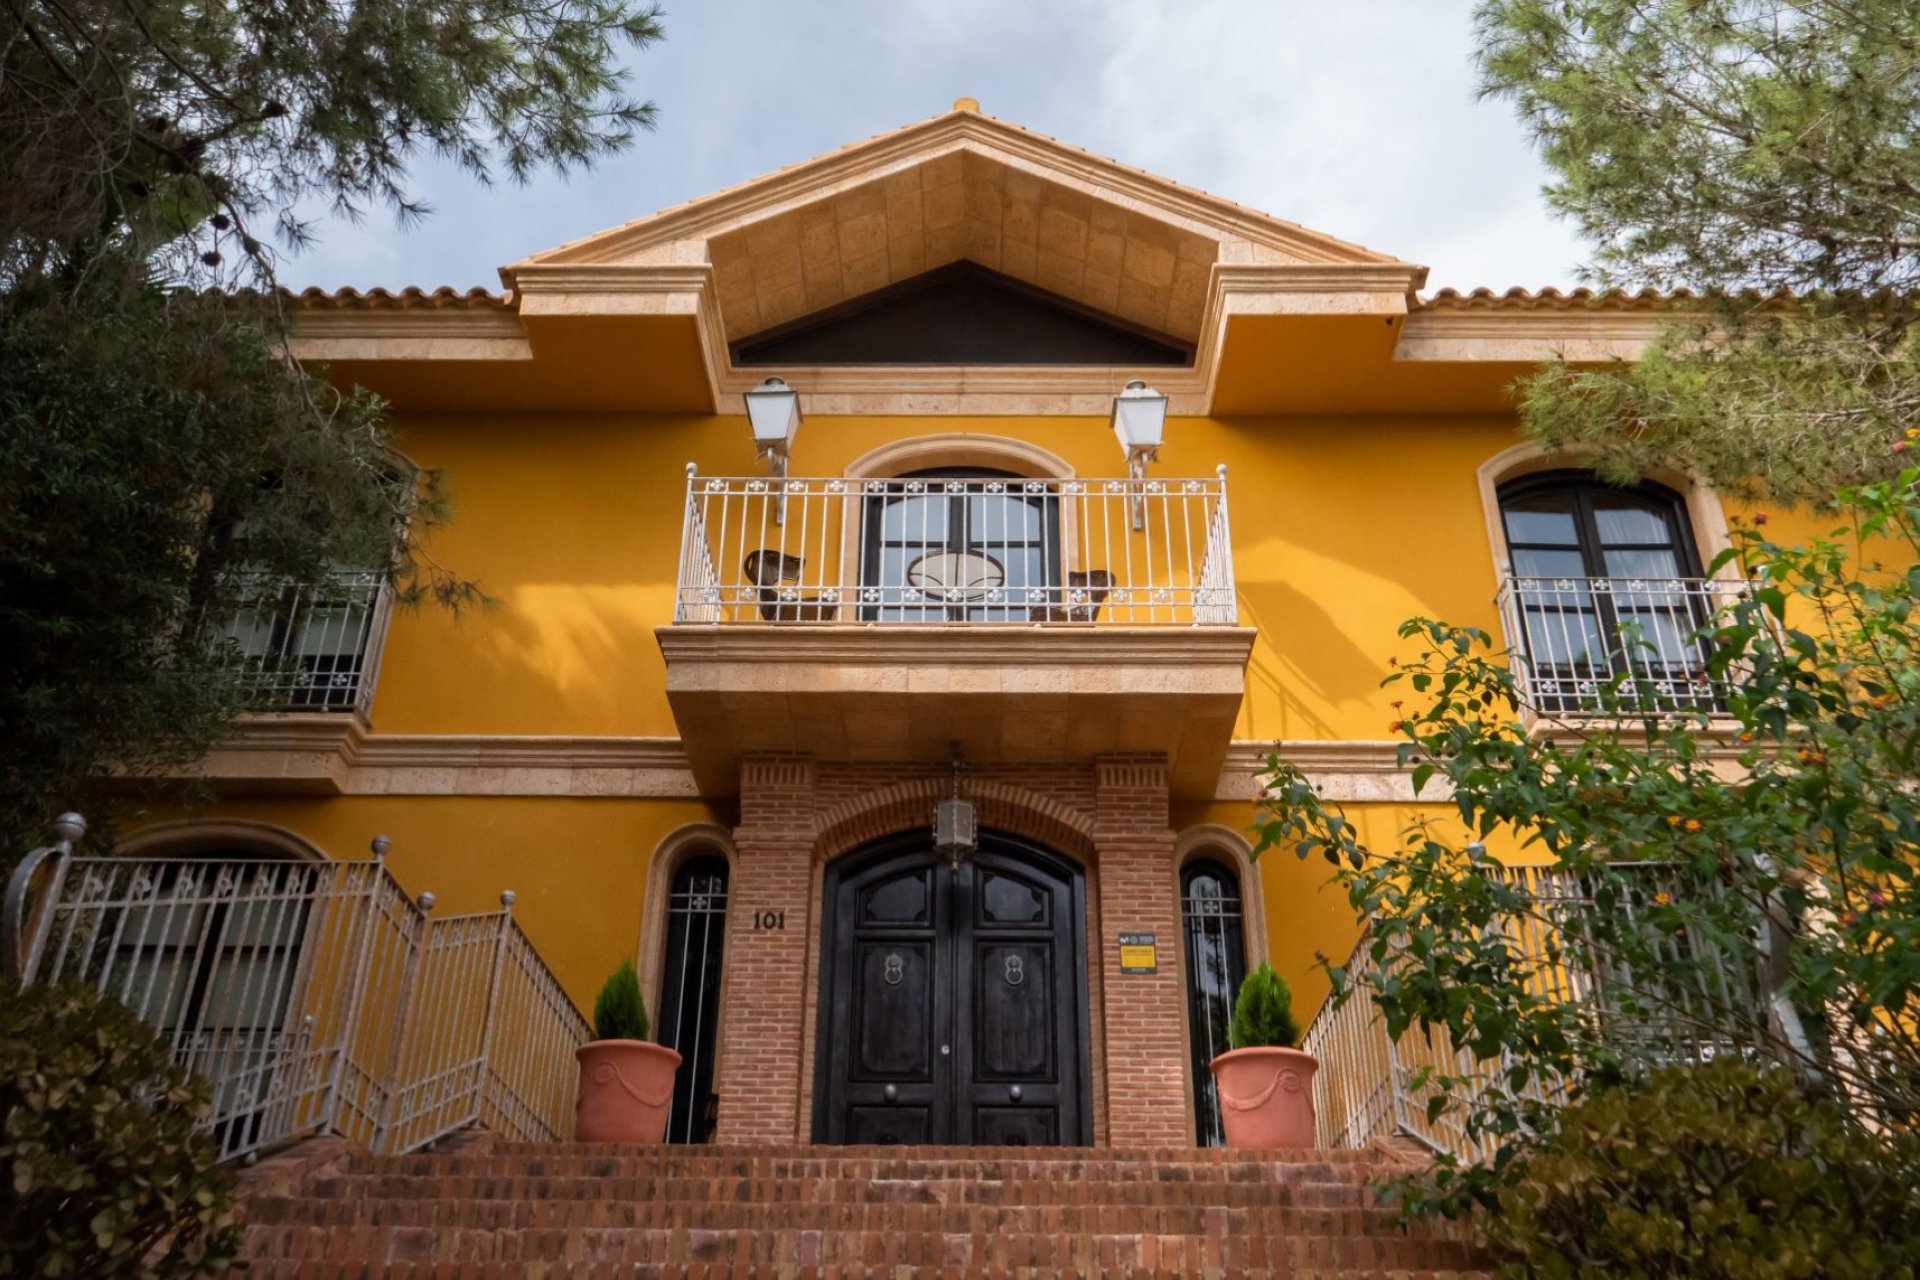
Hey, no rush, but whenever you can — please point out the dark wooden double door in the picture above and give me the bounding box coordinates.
[814,832,1090,1146]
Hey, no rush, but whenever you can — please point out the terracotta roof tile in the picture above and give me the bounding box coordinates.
[286,285,510,310]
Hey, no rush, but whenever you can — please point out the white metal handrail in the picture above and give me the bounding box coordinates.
[1496,575,1748,715]
[673,467,1237,627]
[214,569,395,717]
[1303,863,1781,1163]
[3,819,588,1163]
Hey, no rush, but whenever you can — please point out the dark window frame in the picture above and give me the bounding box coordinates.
[858,467,1062,622]
[1497,470,1721,714]
[656,853,730,1144]
[1180,856,1249,1148]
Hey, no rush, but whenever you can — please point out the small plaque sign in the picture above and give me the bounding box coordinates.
[1118,932,1158,974]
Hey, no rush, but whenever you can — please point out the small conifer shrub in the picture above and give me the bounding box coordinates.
[1228,963,1301,1050]
[591,960,650,1042]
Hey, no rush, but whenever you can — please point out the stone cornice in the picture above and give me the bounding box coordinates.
[175,724,1750,802]
[654,624,1258,669]
[1395,307,1661,364]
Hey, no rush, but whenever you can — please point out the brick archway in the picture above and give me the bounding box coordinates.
[813,776,1097,867]
[713,754,1188,1149]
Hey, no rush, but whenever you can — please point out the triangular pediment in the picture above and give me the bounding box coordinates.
[505,106,1420,351]
[733,262,1191,366]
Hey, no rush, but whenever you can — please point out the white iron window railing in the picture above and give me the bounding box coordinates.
[2,819,588,1164]
[674,467,1237,627]
[214,569,394,717]
[1302,863,1790,1163]
[1497,575,1748,715]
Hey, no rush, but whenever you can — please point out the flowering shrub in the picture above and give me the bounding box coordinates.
[1257,474,1920,1213]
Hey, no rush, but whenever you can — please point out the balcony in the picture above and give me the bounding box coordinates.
[658,470,1254,796]
[215,569,394,718]
[1496,575,1746,718]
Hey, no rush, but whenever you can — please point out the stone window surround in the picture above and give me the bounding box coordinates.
[1476,441,1737,591]
[635,822,739,1050]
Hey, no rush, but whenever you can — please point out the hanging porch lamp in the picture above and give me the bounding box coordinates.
[932,743,977,866]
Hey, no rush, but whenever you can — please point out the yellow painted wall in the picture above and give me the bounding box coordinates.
[373,411,1525,743]
[124,406,1853,1019]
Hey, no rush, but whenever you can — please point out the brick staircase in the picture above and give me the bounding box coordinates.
[234,1132,1488,1278]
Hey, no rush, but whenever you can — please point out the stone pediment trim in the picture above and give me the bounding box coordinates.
[509,108,1410,273]
[179,718,1436,802]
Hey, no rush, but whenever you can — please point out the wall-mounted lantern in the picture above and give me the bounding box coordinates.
[744,375,803,523]
[1111,379,1169,530]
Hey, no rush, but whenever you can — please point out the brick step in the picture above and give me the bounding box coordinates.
[234,1137,1490,1278]
[240,1195,1437,1234]
[356,1141,1383,1170]
[240,1264,1482,1280]
[237,1224,1481,1273]
[296,1172,1381,1206]
[345,1154,1384,1183]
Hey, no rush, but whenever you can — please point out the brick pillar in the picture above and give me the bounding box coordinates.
[1092,754,1189,1147]
[712,754,816,1145]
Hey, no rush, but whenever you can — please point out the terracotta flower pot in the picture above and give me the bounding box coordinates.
[1210,1046,1318,1149]
[575,1039,682,1143]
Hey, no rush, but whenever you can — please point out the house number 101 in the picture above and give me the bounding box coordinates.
[754,910,786,931]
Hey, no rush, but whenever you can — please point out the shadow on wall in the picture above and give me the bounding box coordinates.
[1236,577,1383,740]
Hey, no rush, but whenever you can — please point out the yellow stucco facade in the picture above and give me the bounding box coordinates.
[119,103,1820,1147]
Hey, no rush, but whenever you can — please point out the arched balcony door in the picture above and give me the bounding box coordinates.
[1498,471,1719,713]
[858,468,1062,622]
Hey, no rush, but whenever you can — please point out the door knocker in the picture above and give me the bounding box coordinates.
[1004,954,1025,987]
[883,953,905,986]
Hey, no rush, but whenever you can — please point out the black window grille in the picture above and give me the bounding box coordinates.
[1180,858,1247,1147]
[657,855,729,1143]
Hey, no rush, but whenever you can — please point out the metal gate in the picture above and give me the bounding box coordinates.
[3,816,589,1163]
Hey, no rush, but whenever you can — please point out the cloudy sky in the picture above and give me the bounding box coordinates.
[282,0,1593,295]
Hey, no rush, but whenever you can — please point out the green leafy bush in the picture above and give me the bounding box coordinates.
[592,960,650,1042]
[1487,1061,1920,1280]
[1228,964,1300,1050]
[0,977,238,1278]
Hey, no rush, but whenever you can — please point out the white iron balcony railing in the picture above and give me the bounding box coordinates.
[1303,862,1796,1163]
[215,569,394,717]
[674,468,1237,627]
[2,817,588,1164]
[1497,575,1747,716]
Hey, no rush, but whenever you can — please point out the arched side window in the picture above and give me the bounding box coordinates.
[1180,858,1248,1147]
[1497,470,1719,714]
[859,467,1062,622]
[101,827,324,1158]
[656,855,729,1143]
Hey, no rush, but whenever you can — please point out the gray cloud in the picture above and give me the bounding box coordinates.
[279,0,1587,294]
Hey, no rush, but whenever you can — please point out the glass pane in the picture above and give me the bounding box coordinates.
[1512,548,1589,580]
[1523,605,1606,665]
[1593,503,1674,545]
[969,495,1041,541]
[1603,548,1682,580]
[1504,506,1579,546]
[881,495,948,540]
